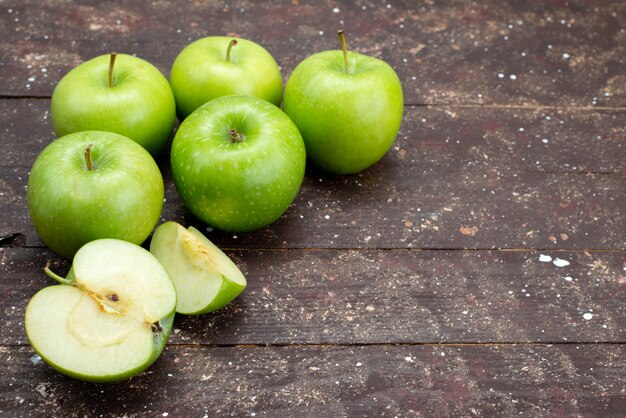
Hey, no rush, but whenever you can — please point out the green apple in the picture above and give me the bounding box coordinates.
[150,221,246,315]
[170,36,283,119]
[27,131,164,259]
[51,52,176,155]
[283,30,403,175]
[171,95,306,232]
[24,239,177,382]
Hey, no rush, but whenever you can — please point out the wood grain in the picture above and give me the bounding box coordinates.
[3,100,625,173]
[0,1,625,415]
[4,162,624,251]
[1,344,624,417]
[2,247,624,346]
[1,100,624,250]
[3,161,624,251]
[1,0,625,106]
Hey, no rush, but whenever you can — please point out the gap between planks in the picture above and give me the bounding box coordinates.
[168,341,626,348]
[2,341,625,349]
[0,165,621,176]
[404,103,626,111]
[156,341,626,348]
[5,244,626,252]
[1,94,626,112]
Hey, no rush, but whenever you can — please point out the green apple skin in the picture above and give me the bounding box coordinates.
[51,53,176,155]
[27,131,164,259]
[283,50,403,175]
[25,239,176,383]
[171,96,306,232]
[170,36,283,119]
[150,221,247,315]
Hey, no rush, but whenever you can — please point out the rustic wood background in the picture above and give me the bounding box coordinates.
[1,0,625,416]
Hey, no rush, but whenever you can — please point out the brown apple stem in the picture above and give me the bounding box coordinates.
[84,144,94,171]
[108,52,118,87]
[43,261,72,285]
[337,29,349,74]
[229,128,245,143]
[226,39,238,61]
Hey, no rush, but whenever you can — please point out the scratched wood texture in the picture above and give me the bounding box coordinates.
[1,101,625,250]
[0,0,625,416]
[2,247,625,347]
[1,345,625,417]
[1,0,625,106]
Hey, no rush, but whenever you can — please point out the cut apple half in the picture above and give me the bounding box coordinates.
[150,222,247,315]
[24,239,177,382]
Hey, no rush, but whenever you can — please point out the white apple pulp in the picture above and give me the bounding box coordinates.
[25,239,177,382]
[150,222,247,315]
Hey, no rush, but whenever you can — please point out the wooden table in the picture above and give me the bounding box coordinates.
[1,1,625,416]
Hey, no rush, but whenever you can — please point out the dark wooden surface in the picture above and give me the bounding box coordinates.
[1,0,624,416]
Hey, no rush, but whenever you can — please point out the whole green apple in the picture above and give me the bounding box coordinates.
[170,36,283,119]
[283,31,403,175]
[170,95,306,232]
[25,239,177,382]
[51,53,176,155]
[27,131,164,259]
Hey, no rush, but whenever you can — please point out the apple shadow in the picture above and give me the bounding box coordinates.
[170,295,249,344]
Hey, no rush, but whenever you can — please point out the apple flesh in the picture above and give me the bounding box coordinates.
[24,239,177,382]
[170,95,306,232]
[170,36,283,119]
[283,35,403,175]
[51,53,176,155]
[27,131,164,259]
[150,222,247,315]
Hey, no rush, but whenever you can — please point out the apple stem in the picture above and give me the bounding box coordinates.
[229,128,245,143]
[44,261,73,285]
[226,39,238,61]
[337,29,349,74]
[84,144,94,171]
[108,52,117,88]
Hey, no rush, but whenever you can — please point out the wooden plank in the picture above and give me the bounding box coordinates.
[2,101,624,250]
[2,2,625,417]
[2,99,625,173]
[2,247,624,346]
[0,99,52,168]
[1,1,625,106]
[0,344,624,416]
[3,164,624,250]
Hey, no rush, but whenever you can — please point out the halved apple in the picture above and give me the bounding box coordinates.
[150,222,247,315]
[24,239,177,382]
